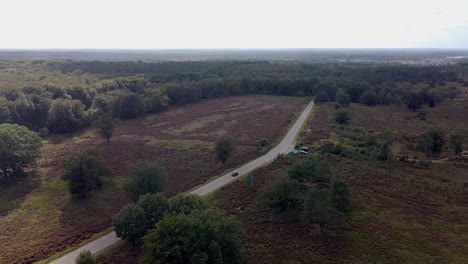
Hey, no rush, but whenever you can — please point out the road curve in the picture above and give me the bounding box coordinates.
[48,99,314,264]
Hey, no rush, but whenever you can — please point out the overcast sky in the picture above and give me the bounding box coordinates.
[1,0,467,49]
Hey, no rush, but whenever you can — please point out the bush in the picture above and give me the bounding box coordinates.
[61,150,109,198]
[288,158,330,183]
[261,176,302,214]
[113,204,148,246]
[332,182,350,212]
[75,250,95,264]
[258,138,271,147]
[301,189,343,234]
[335,109,351,125]
[127,162,166,201]
[143,208,243,264]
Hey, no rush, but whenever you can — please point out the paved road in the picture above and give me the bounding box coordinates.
[48,99,314,264]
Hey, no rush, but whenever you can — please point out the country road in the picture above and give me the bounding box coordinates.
[47,99,315,264]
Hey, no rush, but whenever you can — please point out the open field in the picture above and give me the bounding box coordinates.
[0,95,308,264]
[94,98,468,264]
[210,155,468,263]
[208,102,468,263]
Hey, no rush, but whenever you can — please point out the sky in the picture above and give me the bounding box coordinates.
[1,0,468,49]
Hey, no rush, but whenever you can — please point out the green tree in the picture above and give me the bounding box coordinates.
[112,92,145,119]
[359,90,379,106]
[215,136,234,164]
[93,113,118,142]
[417,129,446,157]
[75,250,95,264]
[48,99,86,134]
[449,131,466,155]
[406,92,424,112]
[332,182,350,212]
[113,204,148,246]
[137,193,169,229]
[288,158,330,183]
[335,88,350,107]
[168,194,209,215]
[0,97,12,123]
[335,109,351,125]
[0,124,42,183]
[61,150,109,198]
[314,90,329,103]
[143,208,243,264]
[127,162,166,201]
[301,189,343,234]
[261,176,302,214]
[144,89,169,113]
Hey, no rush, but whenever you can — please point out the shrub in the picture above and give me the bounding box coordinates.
[258,138,270,147]
[301,189,343,234]
[332,182,350,212]
[261,176,302,214]
[335,109,351,125]
[75,250,95,264]
[288,158,330,183]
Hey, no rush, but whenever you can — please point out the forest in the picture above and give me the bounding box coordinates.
[1,59,466,136]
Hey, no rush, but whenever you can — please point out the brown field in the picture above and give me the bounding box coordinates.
[0,95,308,264]
[95,98,468,264]
[210,155,468,263]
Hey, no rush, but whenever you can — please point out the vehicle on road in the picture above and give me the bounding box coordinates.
[299,146,309,152]
[231,171,239,177]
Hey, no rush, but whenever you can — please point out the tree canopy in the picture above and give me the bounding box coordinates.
[61,150,109,198]
[127,162,166,201]
[0,124,42,183]
[215,136,234,164]
[143,208,243,264]
[113,203,149,246]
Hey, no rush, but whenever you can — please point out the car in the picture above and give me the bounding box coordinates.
[462,151,468,157]
[231,171,239,177]
[299,146,309,152]
[299,150,308,154]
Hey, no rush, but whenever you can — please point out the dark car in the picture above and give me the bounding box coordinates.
[231,171,239,177]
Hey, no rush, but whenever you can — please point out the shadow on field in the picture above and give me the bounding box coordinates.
[0,171,41,216]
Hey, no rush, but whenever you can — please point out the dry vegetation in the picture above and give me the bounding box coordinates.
[0,95,307,264]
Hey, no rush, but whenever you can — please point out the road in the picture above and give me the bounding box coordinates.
[48,99,314,264]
